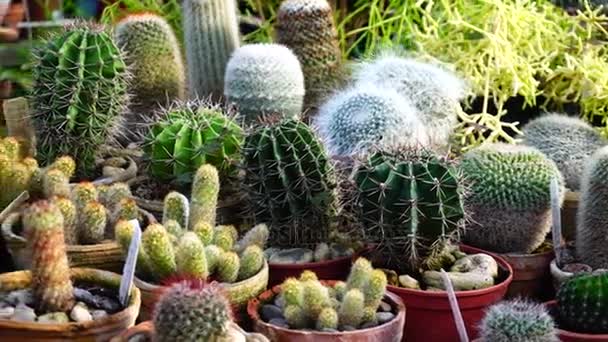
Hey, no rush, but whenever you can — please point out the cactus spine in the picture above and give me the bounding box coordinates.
[479,299,558,342]
[189,164,219,229]
[557,272,608,334]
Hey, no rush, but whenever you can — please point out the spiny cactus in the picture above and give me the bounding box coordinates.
[364,270,387,309]
[162,191,190,228]
[194,221,214,245]
[346,258,372,290]
[164,219,183,240]
[47,156,76,180]
[315,85,430,157]
[557,272,608,334]
[0,138,38,208]
[339,289,365,328]
[461,143,564,253]
[153,280,234,341]
[182,0,240,100]
[115,220,154,275]
[42,168,70,198]
[235,223,269,253]
[71,182,98,209]
[353,147,465,272]
[275,0,342,111]
[190,164,220,229]
[175,232,208,279]
[242,118,338,248]
[317,307,339,330]
[237,245,264,281]
[114,13,185,137]
[213,225,237,251]
[145,101,243,183]
[576,146,608,269]
[50,196,78,245]
[479,300,558,342]
[31,22,129,178]
[520,113,607,191]
[99,182,131,213]
[114,197,140,222]
[142,223,177,280]
[216,250,240,283]
[224,44,305,123]
[23,201,75,313]
[79,201,107,244]
[205,244,222,274]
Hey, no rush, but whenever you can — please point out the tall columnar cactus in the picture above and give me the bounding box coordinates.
[162,191,190,228]
[315,85,429,157]
[461,143,564,253]
[224,44,305,124]
[23,201,75,313]
[30,22,129,177]
[145,101,243,183]
[479,300,558,342]
[182,0,240,100]
[275,0,342,111]
[521,113,607,191]
[189,164,220,229]
[557,272,608,334]
[114,13,185,135]
[576,146,608,269]
[142,223,177,280]
[153,280,234,341]
[242,118,338,248]
[353,148,465,272]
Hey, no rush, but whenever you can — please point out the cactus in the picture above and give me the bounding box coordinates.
[316,307,339,330]
[194,221,214,245]
[50,196,78,245]
[71,182,98,209]
[315,85,429,157]
[79,201,107,244]
[205,244,222,273]
[114,197,140,222]
[353,148,465,272]
[300,270,318,282]
[238,245,264,281]
[145,101,243,183]
[235,223,269,253]
[42,169,70,198]
[213,225,235,251]
[182,0,240,100]
[153,280,234,341]
[100,182,131,213]
[47,155,76,180]
[164,220,183,240]
[557,272,608,334]
[282,278,304,307]
[190,164,220,229]
[479,299,558,342]
[216,250,240,283]
[346,258,372,290]
[303,280,332,317]
[520,113,607,191]
[114,13,185,137]
[461,143,564,253]
[162,191,189,228]
[224,44,305,123]
[0,138,38,208]
[284,305,308,329]
[576,146,608,269]
[175,232,208,279]
[142,223,177,280]
[115,220,153,276]
[242,118,338,248]
[364,270,387,309]
[339,289,365,328]
[275,0,343,111]
[23,201,75,313]
[30,22,129,178]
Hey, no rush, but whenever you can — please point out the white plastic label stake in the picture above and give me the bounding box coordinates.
[441,269,469,342]
[119,220,141,307]
[550,177,563,265]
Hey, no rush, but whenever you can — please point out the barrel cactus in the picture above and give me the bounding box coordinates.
[30,21,129,178]
[461,143,564,253]
[479,300,558,342]
[557,272,608,334]
[520,113,607,191]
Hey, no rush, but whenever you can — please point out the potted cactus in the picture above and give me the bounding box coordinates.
[0,200,140,341]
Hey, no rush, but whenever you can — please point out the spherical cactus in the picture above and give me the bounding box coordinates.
[42,168,70,198]
[50,196,78,245]
[353,147,465,272]
[193,221,214,245]
[338,289,365,328]
[115,220,153,276]
[153,280,234,341]
[315,85,429,157]
[237,245,264,281]
[142,223,177,280]
[461,143,564,253]
[190,164,220,228]
[30,22,129,178]
[23,200,75,313]
[520,113,607,191]
[576,146,608,269]
[557,272,608,334]
[71,182,98,209]
[235,223,269,253]
[242,118,338,248]
[162,191,189,228]
[216,250,240,283]
[316,307,339,330]
[145,101,243,183]
[79,201,107,244]
[479,299,558,342]
[175,232,208,279]
[0,137,21,159]
[224,44,305,123]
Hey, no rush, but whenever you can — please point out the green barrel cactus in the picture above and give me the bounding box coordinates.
[145,101,243,183]
[479,299,558,342]
[461,143,564,253]
[30,22,129,177]
[557,272,608,334]
[353,148,465,272]
[521,113,607,191]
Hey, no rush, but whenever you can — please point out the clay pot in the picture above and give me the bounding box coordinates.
[545,300,608,341]
[268,252,358,287]
[500,248,554,300]
[247,280,406,342]
[549,259,592,292]
[0,267,141,341]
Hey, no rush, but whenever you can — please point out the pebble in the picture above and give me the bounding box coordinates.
[261,304,284,321]
[91,310,108,320]
[320,328,339,333]
[75,287,121,313]
[340,325,357,331]
[379,301,392,312]
[127,334,148,342]
[329,244,354,259]
[398,275,420,289]
[269,318,289,329]
[5,289,34,306]
[314,243,330,262]
[11,304,36,322]
[70,302,92,322]
[263,248,281,260]
[0,306,14,319]
[376,312,395,324]
[274,294,285,309]
[269,248,314,264]
[361,321,378,329]
[38,312,69,324]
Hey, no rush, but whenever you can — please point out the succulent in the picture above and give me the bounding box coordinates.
[162,191,189,229]
[114,197,140,222]
[353,147,465,272]
[30,22,129,178]
[213,225,236,251]
[50,196,78,245]
[576,146,608,269]
[144,101,243,183]
[461,143,564,253]
[479,299,558,342]
[42,169,70,198]
[175,232,208,279]
[182,0,240,100]
[142,223,177,280]
[216,251,240,283]
[315,85,429,157]
[557,272,608,334]
[242,118,338,248]
[99,182,132,214]
[346,258,372,290]
[316,307,339,330]
[193,221,214,245]
[339,289,365,328]
[235,223,269,253]
[224,44,305,124]
[0,137,38,208]
[238,245,265,281]
[71,182,98,210]
[79,201,107,244]
[115,220,153,275]
[190,164,220,229]
[520,113,607,191]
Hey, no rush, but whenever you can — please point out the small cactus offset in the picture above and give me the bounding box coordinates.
[235,223,269,253]
[238,245,264,281]
[190,164,220,229]
[142,223,177,280]
[520,113,607,191]
[115,220,153,276]
[175,232,208,279]
[71,182,98,210]
[339,289,365,328]
[216,251,240,283]
[182,0,240,100]
[479,299,558,342]
[79,201,107,244]
[0,138,38,208]
[224,44,305,123]
[114,197,140,222]
[346,258,372,290]
[557,272,608,334]
[50,196,78,245]
[99,182,131,214]
[47,156,76,180]
[162,191,190,228]
[461,143,564,253]
[194,221,214,245]
[42,169,70,198]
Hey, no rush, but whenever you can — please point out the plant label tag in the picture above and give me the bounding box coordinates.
[119,220,141,307]
[550,177,563,264]
[440,269,469,342]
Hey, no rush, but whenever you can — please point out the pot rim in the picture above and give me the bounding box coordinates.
[544,300,608,339]
[267,245,371,269]
[500,248,555,259]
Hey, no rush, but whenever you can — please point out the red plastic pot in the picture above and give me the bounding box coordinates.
[388,245,513,342]
[500,249,554,300]
[545,300,608,341]
[247,280,406,342]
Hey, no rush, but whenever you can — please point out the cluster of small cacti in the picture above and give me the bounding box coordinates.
[557,271,608,334]
[479,299,558,342]
[0,137,41,208]
[275,258,388,331]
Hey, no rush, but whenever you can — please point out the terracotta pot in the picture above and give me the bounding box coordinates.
[500,248,554,300]
[545,300,608,341]
[0,267,141,341]
[388,245,513,342]
[562,191,579,242]
[549,259,592,292]
[134,260,269,322]
[247,280,406,342]
[268,252,359,287]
